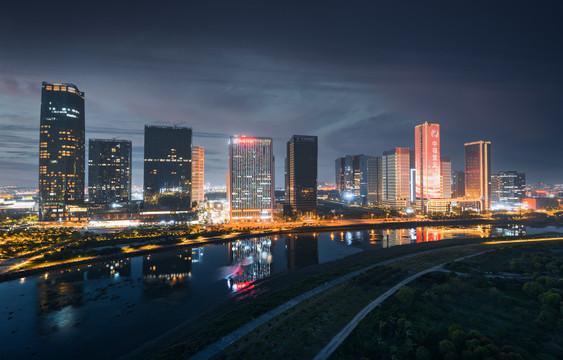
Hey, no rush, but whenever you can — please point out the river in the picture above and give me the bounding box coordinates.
[0,224,560,359]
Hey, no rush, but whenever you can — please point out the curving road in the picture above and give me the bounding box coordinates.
[313,251,490,360]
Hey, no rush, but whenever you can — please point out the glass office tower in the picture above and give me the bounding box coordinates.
[286,135,318,216]
[143,125,192,210]
[88,139,132,204]
[39,81,85,221]
[465,141,491,211]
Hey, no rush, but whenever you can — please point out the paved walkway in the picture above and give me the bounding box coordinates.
[313,251,489,360]
[189,244,477,360]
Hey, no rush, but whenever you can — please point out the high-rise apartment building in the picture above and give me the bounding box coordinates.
[440,157,452,199]
[465,141,491,211]
[415,122,441,211]
[143,125,192,210]
[39,82,85,221]
[191,145,205,205]
[88,139,132,204]
[286,135,318,216]
[382,148,411,209]
[359,156,382,205]
[491,171,525,205]
[452,170,465,198]
[228,136,274,221]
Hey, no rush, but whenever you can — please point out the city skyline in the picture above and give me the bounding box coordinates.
[2,2,563,187]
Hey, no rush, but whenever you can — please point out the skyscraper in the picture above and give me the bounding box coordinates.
[440,157,452,199]
[382,148,411,209]
[491,171,525,205]
[228,136,274,221]
[465,141,491,211]
[286,135,318,216]
[359,156,382,205]
[192,145,205,205]
[335,155,361,201]
[335,157,347,196]
[452,170,465,198]
[88,139,132,204]
[143,125,192,210]
[415,122,441,211]
[39,82,85,221]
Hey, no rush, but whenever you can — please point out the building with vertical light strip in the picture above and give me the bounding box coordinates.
[382,148,411,209]
[228,136,274,221]
[192,145,205,205]
[88,139,132,204]
[335,155,362,202]
[39,82,85,221]
[415,122,441,211]
[464,141,491,211]
[286,135,318,217]
[440,157,452,199]
[143,125,192,211]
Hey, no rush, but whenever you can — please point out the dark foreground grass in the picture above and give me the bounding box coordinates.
[153,259,387,360]
[331,243,563,360]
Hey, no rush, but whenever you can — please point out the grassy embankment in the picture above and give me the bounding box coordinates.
[332,242,563,360]
[151,240,504,360]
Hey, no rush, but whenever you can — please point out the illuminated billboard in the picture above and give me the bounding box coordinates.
[415,122,441,199]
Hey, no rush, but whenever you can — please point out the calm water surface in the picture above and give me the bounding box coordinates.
[0,224,560,359]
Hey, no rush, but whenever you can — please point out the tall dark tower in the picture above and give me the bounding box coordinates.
[39,82,85,221]
[286,135,318,217]
[143,125,192,210]
[88,139,132,204]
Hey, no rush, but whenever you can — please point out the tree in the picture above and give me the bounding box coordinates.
[522,282,544,298]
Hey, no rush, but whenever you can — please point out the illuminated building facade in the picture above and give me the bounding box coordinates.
[335,155,361,202]
[440,157,452,199]
[452,170,465,198]
[88,139,131,204]
[228,136,274,221]
[286,135,318,216]
[465,141,491,211]
[191,145,205,205]
[335,157,346,195]
[359,155,382,205]
[382,148,411,209]
[39,81,85,221]
[143,125,192,210]
[491,171,525,205]
[415,122,441,211]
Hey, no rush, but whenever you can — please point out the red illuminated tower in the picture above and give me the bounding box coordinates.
[415,122,441,212]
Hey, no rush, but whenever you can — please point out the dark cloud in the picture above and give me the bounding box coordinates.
[0,1,562,187]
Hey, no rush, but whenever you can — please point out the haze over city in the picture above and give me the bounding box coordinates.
[1,1,563,187]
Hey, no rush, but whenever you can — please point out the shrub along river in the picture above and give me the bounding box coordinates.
[0,224,561,359]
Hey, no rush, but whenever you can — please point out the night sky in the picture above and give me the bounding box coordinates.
[1,1,562,188]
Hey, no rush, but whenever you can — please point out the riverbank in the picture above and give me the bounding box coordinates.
[127,235,563,360]
[0,217,560,283]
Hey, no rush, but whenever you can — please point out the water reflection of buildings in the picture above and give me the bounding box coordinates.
[142,250,192,296]
[228,237,272,291]
[85,258,131,279]
[413,226,495,243]
[191,247,204,263]
[37,271,84,315]
[285,234,318,270]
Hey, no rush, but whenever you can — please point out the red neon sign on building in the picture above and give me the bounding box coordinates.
[415,122,442,199]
